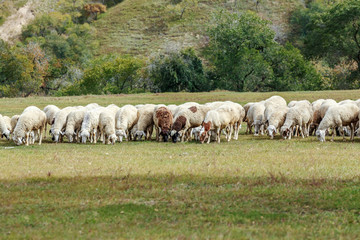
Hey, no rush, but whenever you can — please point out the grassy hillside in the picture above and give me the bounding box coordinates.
[93,0,305,56]
[1,90,360,238]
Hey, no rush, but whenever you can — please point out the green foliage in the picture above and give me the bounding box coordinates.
[150,48,210,92]
[80,55,144,95]
[205,10,321,92]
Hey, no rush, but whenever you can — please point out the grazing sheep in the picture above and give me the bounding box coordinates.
[134,104,156,140]
[319,99,338,119]
[10,115,20,133]
[224,101,245,140]
[309,99,325,135]
[204,101,225,110]
[43,105,60,138]
[153,106,173,142]
[339,99,355,105]
[12,107,46,146]
[247,101,265,136]
[3,116,11,133]
[266,106,289,139]
[200,104,236,143]
[171,104,210,143]
[99,109,117,145]
[167,104,178,117]
[280,104,313,140]
[191,126,202,141]
[243,102,255,134]
[115,105,139,142]
[52,107,79,142]
[0,114,11,139]
[316,104,359,142]
[65,108,87,143]
[265,95,287,108]
[80,107,105,144]
[85,103,100,110]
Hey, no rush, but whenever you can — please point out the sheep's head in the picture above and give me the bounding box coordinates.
[253,120,262,136]
[65,131,74,143]
[267,125,276,139]
[2,129,10,140]
[80,130,90,144]
[135,131,146,140]
[281,127,291,140]
[116,129,127,142]
[170,130,181,143]
[316,129,326,142]
[109,134,117,145]
[160,128,170,142]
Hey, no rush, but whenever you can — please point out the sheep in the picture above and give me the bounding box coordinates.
[265,95,287,108]
[224,101,245,140]
[3,116,11,133]
[134,104,156,140]
[10,115,20,133]
[319,99,338,119]
[316,104,359,142]
[52,107,79,142]
[115,105,139,142]
[135,104,144,109]
[12,107,46,146]
[43,105,60,138]
[287,101,298,108]
[280,104,313,140]
[65,108,87,143]
[171,104,210,143]
[200,104,236,143]
[153,106,173,142]
[85,103,100,110]
[167,104,178,117]
[0,114,11,139]
[243,102,255,134]
[204,101,225,110]
[339,99,355,105]
[246,101,265,136]
[172,102,200,117]
[309,99,325,135]
[191,126,202,141]
[99,109,117,145]
[266,106,289,139]
[80,107,105,144]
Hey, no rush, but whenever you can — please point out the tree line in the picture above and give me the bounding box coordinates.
[0,0,358,97]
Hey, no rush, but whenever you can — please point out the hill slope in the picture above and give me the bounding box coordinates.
[93,0,305,56]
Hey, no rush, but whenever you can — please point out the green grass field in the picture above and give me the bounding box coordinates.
[1,90,360,239]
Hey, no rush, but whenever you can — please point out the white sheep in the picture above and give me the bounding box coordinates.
[266,105,289,139]
[316,103,359,142]
[80,107,105,144]
[115,105,139,142]
[224,101,245,140]
[43,105,60,138]
[171,104,210,143]
[0,114,11,139]
[85,103,100,110]
[339,99,355,105]
[167,104,178,117]
[52,107,79,142]
[309,99,325,135]
[319,99,337,119]
[3,116,11,132]
[99,109,117,145]
[246,101,265,136]
[265,95,287,108]
[200,104,236,143]
[10,115,20,133]
[134,104,156,140]
[12,107,46,146]
[280,104,313,140]
[243,102,255,134]
[65,108,87,142]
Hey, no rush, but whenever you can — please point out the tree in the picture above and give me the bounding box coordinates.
[150,48,210,92]
[167,0,198,20]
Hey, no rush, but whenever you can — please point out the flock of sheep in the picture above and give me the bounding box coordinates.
[1,95,360,146]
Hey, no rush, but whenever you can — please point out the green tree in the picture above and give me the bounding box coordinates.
[150,48,209,92]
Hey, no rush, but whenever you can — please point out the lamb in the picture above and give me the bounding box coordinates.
[10,115,20,133]
[243,102,255,134]
[171,104,210,143]
[153,106,173,142]
[246,101,265,136]
[266,106,289,139]
[191,126,202,141]
[12,107,46,146]
[52,107,79,142]
[200,104,236,143]
[65,108,87,142]
[134,104,156,140]
[0,114,11,139]
[80,107,106,143]
[115,105,139,142]
[316,104,359,142]
[99,109,117,145]
[280,104,313,140]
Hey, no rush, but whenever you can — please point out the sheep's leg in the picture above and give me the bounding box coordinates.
[25,132,29,146]
[217,128,221,143]
[181,127,188,142]
[260,125,264,135]
[44,124,47,139]
[289,127,292,140]
[94,130,97,143]
[102,131,106,144]
[228,125,233,142]
[39,127,43,145]
[331,128,335,142]
[156,127,160,142]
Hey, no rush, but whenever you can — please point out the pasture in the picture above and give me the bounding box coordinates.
[1,90,360,239]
